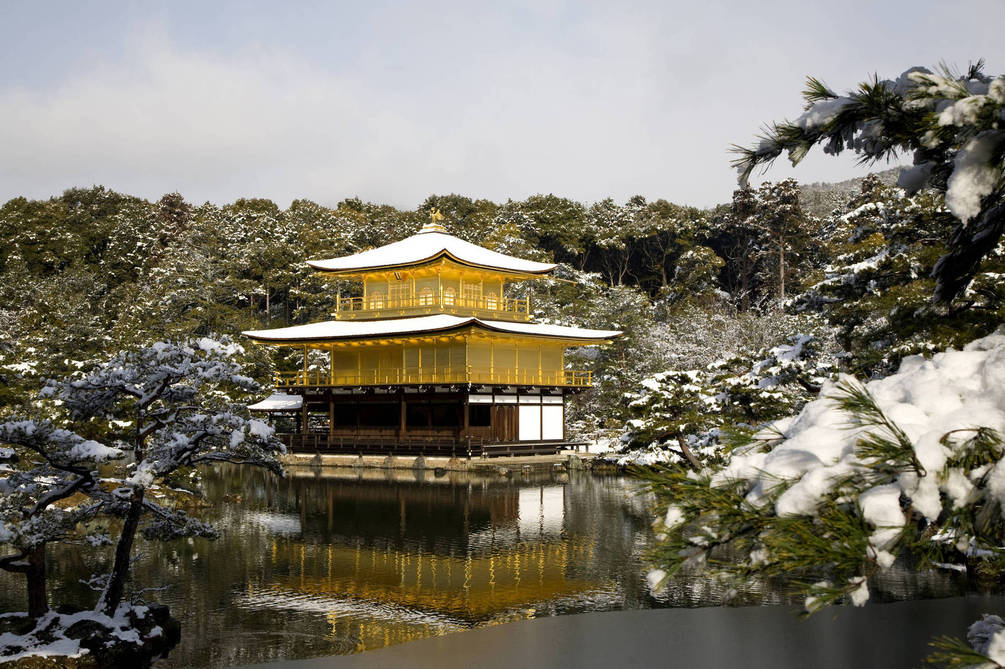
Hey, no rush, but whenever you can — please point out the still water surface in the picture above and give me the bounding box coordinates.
[0,465,970,667]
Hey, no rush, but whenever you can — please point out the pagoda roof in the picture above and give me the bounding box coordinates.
[243,314,620,344]
[307,227,557,276]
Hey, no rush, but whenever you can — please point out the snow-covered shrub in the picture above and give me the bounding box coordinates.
[646,329,1005,611]
[619,332,835,468]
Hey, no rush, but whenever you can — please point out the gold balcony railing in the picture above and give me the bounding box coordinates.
[335,294,530,321]
[273,367,592,388]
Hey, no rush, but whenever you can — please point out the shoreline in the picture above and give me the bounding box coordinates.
[233,596,1005,669]
[278,451,610,475]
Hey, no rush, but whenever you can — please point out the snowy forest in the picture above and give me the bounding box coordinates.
[1,61,1004,666]
[1,167,1001,457]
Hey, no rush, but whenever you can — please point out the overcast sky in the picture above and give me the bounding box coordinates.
[0,1,1002,210]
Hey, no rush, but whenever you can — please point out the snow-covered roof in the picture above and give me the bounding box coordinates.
[307,225,557,275]
[248,394,304,411]
[243,314,620,344]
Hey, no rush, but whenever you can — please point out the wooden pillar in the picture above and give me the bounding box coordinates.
[302,345,308,384]
[400,393,407,439]
[514,341,519,385]
[462,397,470,440]
[538,344,543,384]
[328,393,334,443]
[562,393,567,442]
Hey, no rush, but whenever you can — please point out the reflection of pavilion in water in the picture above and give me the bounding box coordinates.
[236,475,614,653]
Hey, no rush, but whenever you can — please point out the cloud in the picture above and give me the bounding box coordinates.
[0,4,1001,210]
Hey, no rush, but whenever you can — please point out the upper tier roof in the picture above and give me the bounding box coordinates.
[243,314,620,344]
[307,225,557,275]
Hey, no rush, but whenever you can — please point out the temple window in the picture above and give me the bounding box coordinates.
[388,282,407,307]
[485,292,498,309]
[462,283,481,307]
[368,290,385,310]
[419,286,434,306]
[444,287,456,306]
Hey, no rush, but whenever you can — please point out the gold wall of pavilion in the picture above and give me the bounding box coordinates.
[310,333,568,387]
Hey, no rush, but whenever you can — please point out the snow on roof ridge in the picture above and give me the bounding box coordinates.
[243,313,620,342]
[307,230,557,274]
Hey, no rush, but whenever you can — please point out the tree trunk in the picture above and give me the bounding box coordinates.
[739,258,750,312]
[778,240,786,303]
[675,435,703,473]
[101,491,145,615]
[265,287,271,326]
[26,545,48,619]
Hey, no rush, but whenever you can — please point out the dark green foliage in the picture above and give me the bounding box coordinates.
[926,635,997,668]
[791,174,1004,377]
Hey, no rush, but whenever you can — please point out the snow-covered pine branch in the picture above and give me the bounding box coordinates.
[733,61,1005,303]
[646,328,1005,613]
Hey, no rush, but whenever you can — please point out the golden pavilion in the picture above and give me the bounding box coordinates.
[243,214,620,456]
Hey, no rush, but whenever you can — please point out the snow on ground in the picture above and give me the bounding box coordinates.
[0,604,153,662]
[584,434,619,454]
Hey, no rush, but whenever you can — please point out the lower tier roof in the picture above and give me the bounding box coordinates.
[243,314,621,344]
[247,394,304,411]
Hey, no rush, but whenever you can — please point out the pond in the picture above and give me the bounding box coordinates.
[0,465,972,668]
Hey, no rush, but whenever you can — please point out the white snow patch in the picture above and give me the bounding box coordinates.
[67,440,122,462]
[945,131,1005,223]
[664,506,686,528]
[848,578,870,607]
[646,568,668,592]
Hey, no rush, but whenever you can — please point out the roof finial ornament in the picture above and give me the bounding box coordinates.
[420,207,448,234]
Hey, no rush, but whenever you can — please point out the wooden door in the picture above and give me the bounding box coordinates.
[492,405,517,442]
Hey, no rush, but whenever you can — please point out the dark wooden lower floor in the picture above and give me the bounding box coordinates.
[258,388,569,448]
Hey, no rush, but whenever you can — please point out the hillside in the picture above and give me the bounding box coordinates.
[798,167,905,218]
